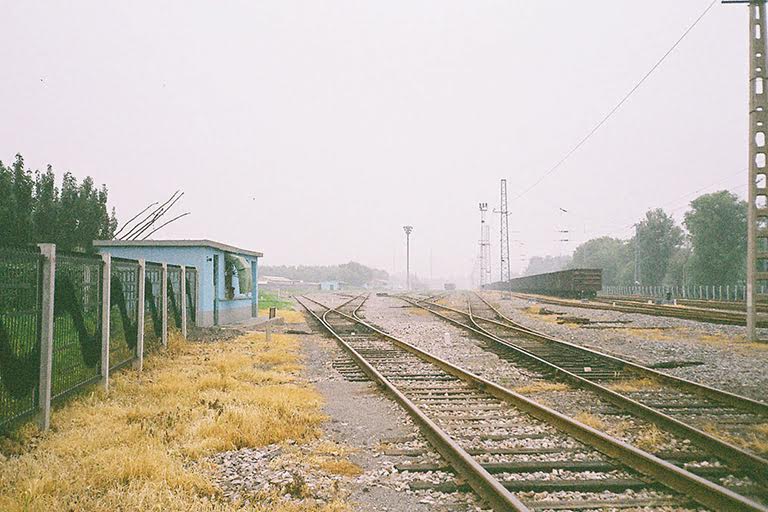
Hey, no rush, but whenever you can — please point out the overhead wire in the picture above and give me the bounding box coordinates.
[515,0,719,201]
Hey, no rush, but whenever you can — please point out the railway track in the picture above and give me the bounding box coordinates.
[403,293,768,496]
[597,294,768,315]
[508,292,768,328]
[300,293,767,511]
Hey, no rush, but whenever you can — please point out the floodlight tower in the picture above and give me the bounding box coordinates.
[725,0,768,340]
[478,203,491,287]
[494,179,512,286]
[403,225,413,291]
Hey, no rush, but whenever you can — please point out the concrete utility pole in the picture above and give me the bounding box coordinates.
[726,0,768,340]
[479,203,491,287]
[403,225,413,291]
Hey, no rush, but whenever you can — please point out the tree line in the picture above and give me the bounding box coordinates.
[553,190,746,287]
[261,261,389,287]
[0,154,117,252]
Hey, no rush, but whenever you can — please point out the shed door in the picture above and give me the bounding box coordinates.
[213,254,220,326]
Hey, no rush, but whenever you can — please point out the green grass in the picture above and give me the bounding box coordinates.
[258,290,292,310]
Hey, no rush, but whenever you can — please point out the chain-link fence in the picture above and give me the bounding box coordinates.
[0,247,43,429]
[1,246,198,431]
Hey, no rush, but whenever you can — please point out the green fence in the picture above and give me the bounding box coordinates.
[110,258,140,370]
[167,265,182,330]
[1,247,198,431]
[51,252,103,402]
[185,267,197,333]
[0,247,43,428]
[144,263,163,349]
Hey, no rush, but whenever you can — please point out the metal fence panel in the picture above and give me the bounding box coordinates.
[51,252,102,401]
[0,247,43,428]
[144,263,163,350]
[167,265,182,330]
[185,267,197,332]
[109,258,139,370]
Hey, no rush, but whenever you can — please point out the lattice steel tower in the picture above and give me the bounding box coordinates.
[728,0,768,340]
[478,203,491,287]
[496,179,512,284]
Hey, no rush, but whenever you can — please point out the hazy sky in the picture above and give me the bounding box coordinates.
[0,1,747,283]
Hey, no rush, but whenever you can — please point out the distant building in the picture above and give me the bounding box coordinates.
[94,239,262,327]
[319,281,341,291]
[259,275,310,290]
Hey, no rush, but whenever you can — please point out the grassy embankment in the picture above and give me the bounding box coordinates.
[0,330,349,511]
[259,290,305,324]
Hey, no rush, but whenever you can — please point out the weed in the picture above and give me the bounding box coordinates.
[513,382,570,394]
[606,378,660,393]
[634,424,670,452]
[703,423,768,455]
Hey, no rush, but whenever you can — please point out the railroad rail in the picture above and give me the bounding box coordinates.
[597,294,768,314]
[403,294,768,494]
[507,292,768,327]
[300,293,767,511]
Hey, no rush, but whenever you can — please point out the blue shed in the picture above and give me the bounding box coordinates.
[94,239,262,327]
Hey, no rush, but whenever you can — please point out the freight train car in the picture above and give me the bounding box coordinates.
[484,268,602,298]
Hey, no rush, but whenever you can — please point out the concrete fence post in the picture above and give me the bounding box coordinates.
[100,253,112,391]
[134,259,146,371]
[180,265,187,339]
[37,243,56,431]
[161,263,168,348]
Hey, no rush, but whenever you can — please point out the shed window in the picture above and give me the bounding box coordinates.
[224,253,252,299]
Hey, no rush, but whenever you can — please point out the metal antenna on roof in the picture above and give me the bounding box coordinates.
[140,212,191,240]
[113,201,158,238]
[120,191,182,240]
[118,191,189,241]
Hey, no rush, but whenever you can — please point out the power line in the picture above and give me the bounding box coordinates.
[515,0,718,201]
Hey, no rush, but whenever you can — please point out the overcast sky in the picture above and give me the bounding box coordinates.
[0,1,747,284]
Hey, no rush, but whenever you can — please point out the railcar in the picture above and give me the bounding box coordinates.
[484,268,602,298]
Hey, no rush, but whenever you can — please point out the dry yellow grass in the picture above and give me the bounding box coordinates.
[695,333,768,352]
[0,332,346,512]
[513,382,570,394]
[605,378,660,393]
[633,424,671,452]
[619,327,677,341]
[573,412,636,442]
[703,423,768,456]
[259,308,306,324]
[521,306,560,325]
[574,412,608,431]
[408,307,430,317]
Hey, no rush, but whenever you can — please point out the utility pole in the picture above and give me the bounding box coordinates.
[725,0,767,340]
[403,226,413,291]
[494,180,512,297]
[633,223,641,287]
[478,203,491,288]
[558,207,570,257]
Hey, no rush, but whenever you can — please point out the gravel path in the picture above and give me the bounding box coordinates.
[479,292,768,402]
